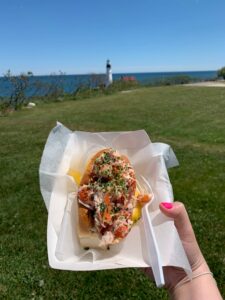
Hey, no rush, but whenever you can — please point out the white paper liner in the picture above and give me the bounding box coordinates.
[39,122,192,286]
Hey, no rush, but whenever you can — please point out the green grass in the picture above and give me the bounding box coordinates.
[0,86,225,299]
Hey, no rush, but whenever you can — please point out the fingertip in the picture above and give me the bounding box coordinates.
[160,201,193,236]
[159,201,183,211]
[160,202,173,210]
[159,201,181,217]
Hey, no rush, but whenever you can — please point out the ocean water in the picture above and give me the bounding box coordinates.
[0,70,217,98]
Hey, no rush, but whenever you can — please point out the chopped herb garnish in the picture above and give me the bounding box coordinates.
[103,152,111,163]
[100,202,106,212]
[112,206,121,213]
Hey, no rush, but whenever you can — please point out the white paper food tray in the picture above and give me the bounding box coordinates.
[39,122,191,287]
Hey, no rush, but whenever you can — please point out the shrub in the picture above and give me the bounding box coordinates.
[88,73,106,89]
[3,70,32,110]
[105,78,139,94]
[0,101,13,116]
[72,85,102,99]
[217,67,225,79]
[149,75,193,86]
[71,78,140,100]
[32,71,65,100]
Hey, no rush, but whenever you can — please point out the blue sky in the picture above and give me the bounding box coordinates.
[0,0,225,75]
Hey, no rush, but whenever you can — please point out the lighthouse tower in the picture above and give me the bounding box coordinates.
[105,59,113,87]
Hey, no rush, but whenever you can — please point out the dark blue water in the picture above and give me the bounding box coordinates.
[0,70,217,98]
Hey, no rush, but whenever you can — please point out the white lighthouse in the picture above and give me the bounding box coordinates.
[105,59,113,87]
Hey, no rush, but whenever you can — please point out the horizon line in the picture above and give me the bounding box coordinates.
[0,69,217,77]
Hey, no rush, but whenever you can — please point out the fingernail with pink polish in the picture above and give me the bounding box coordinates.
[161,202,173,209]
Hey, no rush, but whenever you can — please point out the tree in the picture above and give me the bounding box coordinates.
[4,70,33,110]
[217,66,225,80]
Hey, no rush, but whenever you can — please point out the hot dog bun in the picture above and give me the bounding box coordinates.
[78,207,101,248]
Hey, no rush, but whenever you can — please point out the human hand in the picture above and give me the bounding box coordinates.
[159,202,209,290]
[143,202,222,299]
[143,202,209,289]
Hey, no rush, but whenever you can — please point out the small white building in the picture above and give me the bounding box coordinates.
[105,59,113,87]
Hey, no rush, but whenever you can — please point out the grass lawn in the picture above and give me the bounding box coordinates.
[0,86,225,299]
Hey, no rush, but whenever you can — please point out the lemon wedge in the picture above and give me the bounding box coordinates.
[132,203,142,222]
[68,169,82,185]
[135,189,140,198]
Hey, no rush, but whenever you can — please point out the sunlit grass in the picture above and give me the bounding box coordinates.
[0,86,225,299]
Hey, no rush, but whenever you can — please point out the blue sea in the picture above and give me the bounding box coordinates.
[0,70,217,98]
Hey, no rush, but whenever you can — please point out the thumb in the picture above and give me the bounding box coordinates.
[159,201,207,272]
[159,202,194,242]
